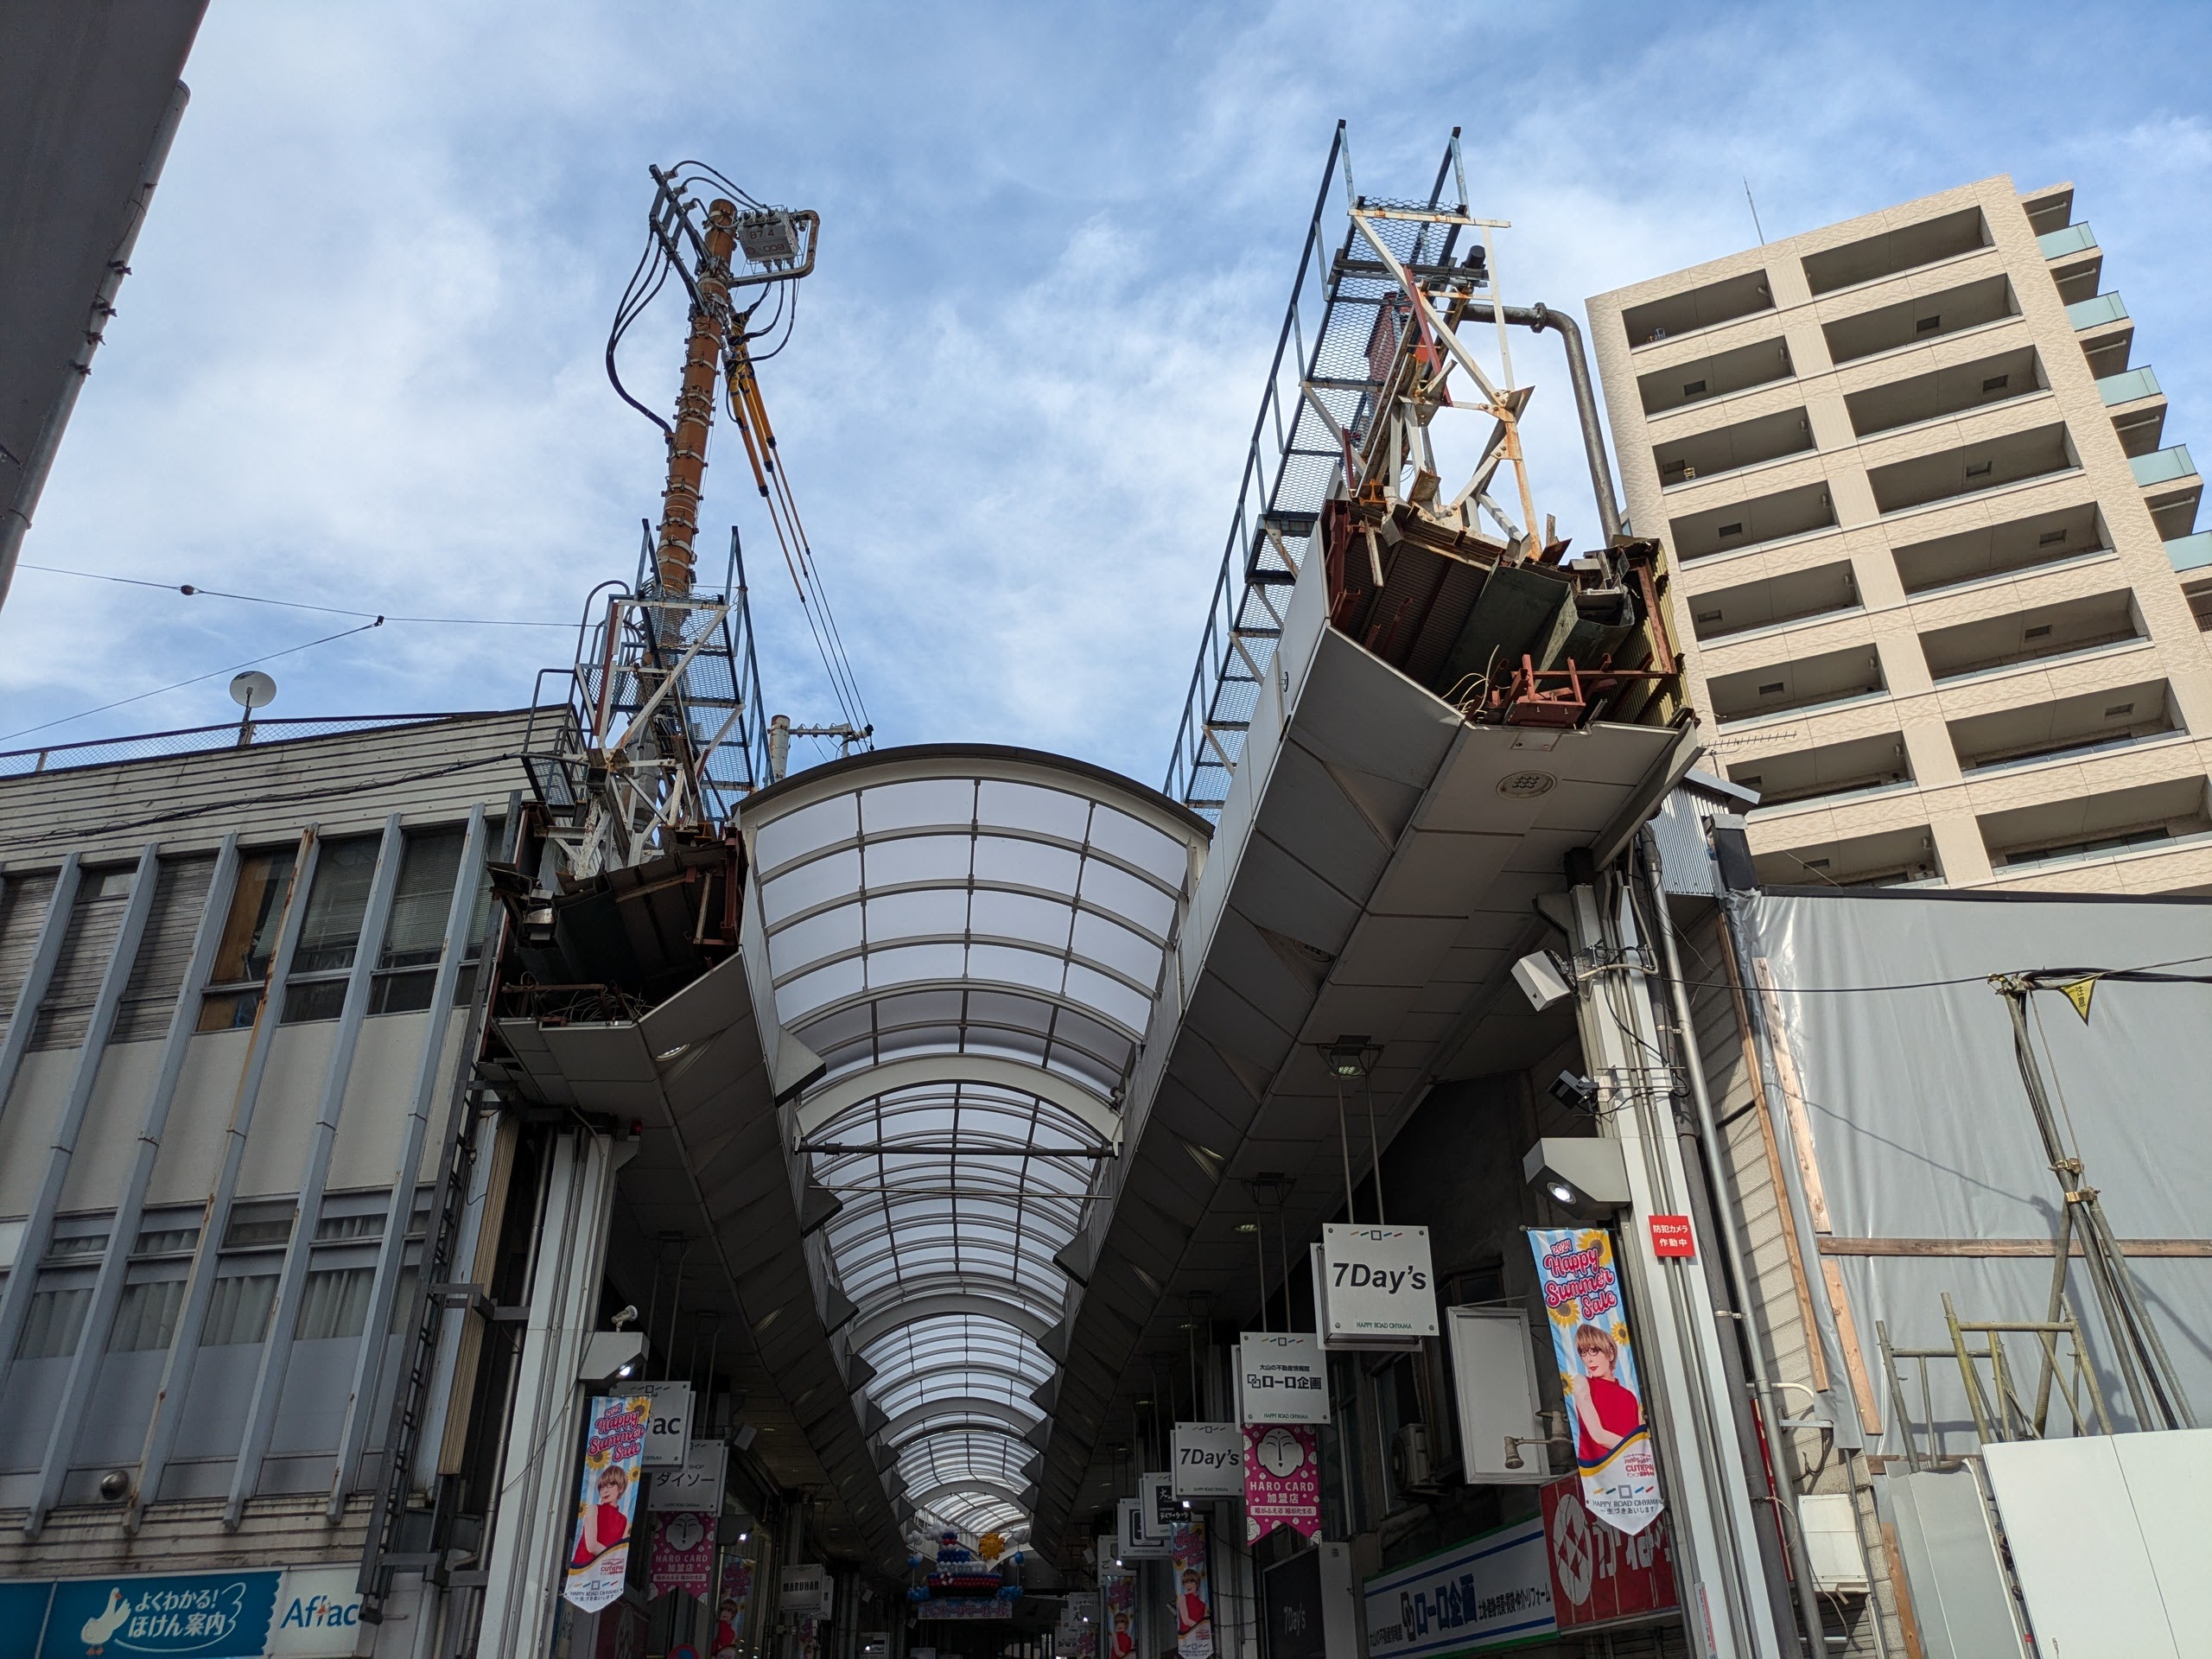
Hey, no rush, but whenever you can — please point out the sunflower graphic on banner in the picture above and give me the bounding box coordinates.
[1527,1227,1662,1535]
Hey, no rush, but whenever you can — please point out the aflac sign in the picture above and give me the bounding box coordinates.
[267,1568,366,1656]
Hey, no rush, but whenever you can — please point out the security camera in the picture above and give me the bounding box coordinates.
[611,1305,639,1331]
[1512,950,1573,1013]
[1548,1071,1599,1114]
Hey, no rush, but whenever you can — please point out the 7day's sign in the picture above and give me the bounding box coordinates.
[1171,1422,1243,1498]
[1316,1226,1439,1343]
[1527,1228,1662,1535]
[566,1393,652,1612]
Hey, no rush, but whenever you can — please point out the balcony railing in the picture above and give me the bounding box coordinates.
[2068,292,2129,331]
[2132,445,2197,488]
[2098,365,2162,406]
[2168,531,2212,573]
[2037,223,2097,259]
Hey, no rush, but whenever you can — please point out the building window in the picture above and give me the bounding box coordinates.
[296,1267,375,1341]
[281,836,384,1023]
[109,1279,187,1352]
[367,827,492,1014]
[197,848,299,1032]
[203,1274,280,1345]
[15,1286,92,1361]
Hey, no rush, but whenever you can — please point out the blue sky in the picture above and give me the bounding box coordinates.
[3,0,2207,791]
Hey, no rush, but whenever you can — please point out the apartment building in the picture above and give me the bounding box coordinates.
[1586,175,2210,893]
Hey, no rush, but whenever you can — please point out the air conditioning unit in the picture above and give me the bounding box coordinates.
[1392,1423,1440,1493]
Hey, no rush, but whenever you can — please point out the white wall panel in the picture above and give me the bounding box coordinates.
[238,1023,339,1198]
[1983,1434,2182,1658]
[0,1050,73,1213]
[58,1038,163,1211]
[147,1030,250,1205]
[325,1010,432,1193]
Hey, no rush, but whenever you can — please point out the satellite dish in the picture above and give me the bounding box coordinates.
[230,671,277,710]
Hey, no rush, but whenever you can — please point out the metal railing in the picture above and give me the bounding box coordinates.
[0,714,463,780]
[1160,126,1471,815]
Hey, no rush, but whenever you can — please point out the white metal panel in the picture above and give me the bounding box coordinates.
[1446,1306,1548,1484]
[2112,1428,2212,1637]
[1880,1467,2024,1659]
[55,1038,163,1211]
[238,1022,340,1198]
[324,1010,434,1193]
[1983,1435,2177,1658]
[146,1029,251,1205]
[0,1049,72,1211]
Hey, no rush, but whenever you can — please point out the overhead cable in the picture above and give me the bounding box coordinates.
[0,619,383,746]
[20,563,570,626]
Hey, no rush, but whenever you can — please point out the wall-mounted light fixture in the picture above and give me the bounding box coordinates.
[1522,1136,1630,1218]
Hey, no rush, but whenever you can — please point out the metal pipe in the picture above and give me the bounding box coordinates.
[1639,829,1828,1657]
[1496,302,1624,543]
[0,84,191,610]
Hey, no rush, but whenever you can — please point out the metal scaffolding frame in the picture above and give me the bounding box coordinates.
[1162,125,1473,814]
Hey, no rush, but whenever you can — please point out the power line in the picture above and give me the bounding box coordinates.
[18,563,572,626]
[0,620,383,745]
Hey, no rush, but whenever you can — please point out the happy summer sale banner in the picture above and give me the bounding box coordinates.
[1527,1228,1662,1535]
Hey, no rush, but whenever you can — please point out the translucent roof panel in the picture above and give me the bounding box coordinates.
[742,751,1206,1538]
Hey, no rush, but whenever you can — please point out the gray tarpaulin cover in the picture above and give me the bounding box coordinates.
[1741,889,2212,1451]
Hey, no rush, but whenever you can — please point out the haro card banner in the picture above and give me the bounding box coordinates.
[1241,1422,1321,1545]
[565,1393,651,1611]
[650,1510,716,1599]
[1170,1516,1214,1659]
[1527,1227,1662,1535]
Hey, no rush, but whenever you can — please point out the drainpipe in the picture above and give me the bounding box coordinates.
[1639,829,1830,1658]
[1495,302,1624,543]
[0,83,191,610]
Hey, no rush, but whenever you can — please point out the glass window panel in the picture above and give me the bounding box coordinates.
[974,836,1080,893]
[776,957,866,1024]
[1071,911,1163,986]
[754,794,858,874]
[290,836,382,976]
[380,829,464,970]
[964,1027,1050,1068]
[203,1274,279,1344]
[760,848,861,925]
[109,1278,185,1351]
[965,944,1065,996]
[862,834,974,889]
[1063,963,1151,1034]
[1077,858,1178,938]
[861,779,975,834]
[969,890,1073,951]
[1086,807,1189,886]
[15,1286,91,1360]
[963,989,1056,1038]
[976,782,1090,842]
[863,888,968,943]
[867,943,967,990]
[297,1266,374,1340]
[771,902,864,974]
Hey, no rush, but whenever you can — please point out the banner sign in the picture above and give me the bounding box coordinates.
[1236,1332,1329,1423]
[566,1393,651,1612]
[1528,1228,1662,1535]
[911,1599,1015,1622]
[1362,1518,1554,1658]
[1241,1423,1320,1545]
[651,1510,716,1599]
[712,1557,753,1659]
[1172,1421,1244,1497]
[0,1567,365,1657]
[639,1380,696,1468]
[1171,1517,1214,1659]
[1646,1216,1695,1259]
[1318,1226,1440,1341]
[1101,1556,1135,1659]
[1541,1476,1680,1631]
[648,1438,728,1512]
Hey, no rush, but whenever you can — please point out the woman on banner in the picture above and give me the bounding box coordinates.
[570,1462,633,1567]
[1566,1323,1644,1467]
